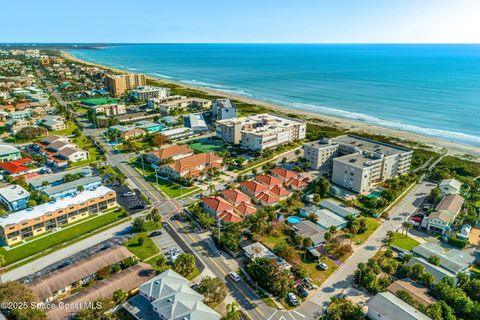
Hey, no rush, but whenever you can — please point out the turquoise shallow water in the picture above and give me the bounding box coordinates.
[68,44,480,146]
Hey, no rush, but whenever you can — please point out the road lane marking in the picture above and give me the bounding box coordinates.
[293,310,306,318]
[173,220,265,318]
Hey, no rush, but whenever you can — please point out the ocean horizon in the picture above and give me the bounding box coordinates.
[67,44,480,147]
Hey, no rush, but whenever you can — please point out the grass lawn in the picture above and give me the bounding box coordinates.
[1,208,125,266]
[390,232,420,251]
[69,135,100,167]
[124,232,159,261]
[353,217,381,244]
[152,178,200,199]
[52,120,78,136]
[259,234,289,248]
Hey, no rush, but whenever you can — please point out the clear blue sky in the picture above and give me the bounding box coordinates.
[3,0,480,43]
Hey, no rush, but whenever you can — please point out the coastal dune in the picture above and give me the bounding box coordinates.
[61,51,480,159]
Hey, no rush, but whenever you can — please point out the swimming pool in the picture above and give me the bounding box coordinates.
[287,216,302,224]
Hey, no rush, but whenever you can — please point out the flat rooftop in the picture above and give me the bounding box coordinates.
[43,176,102,197]
[334,152,383,169]
[0,186,114,228]
[0,185,30,202]
[27,167,93,189]
[333,135,411,155]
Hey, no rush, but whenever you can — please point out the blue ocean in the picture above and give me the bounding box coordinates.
[68,44,480,146]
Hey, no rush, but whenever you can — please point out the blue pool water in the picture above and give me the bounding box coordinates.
[287,216,303,224]
[68,44,480,146]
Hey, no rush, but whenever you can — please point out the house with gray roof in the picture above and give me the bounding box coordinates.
[27,167,94,190]
[367,291,431,320]
[412,242,474,274]
[293,220,327,247]
[125,269,220,320]
[407,257,456,283]
[0,144,21,162]
[299,205,348,230]
[42,176,102,199]
[319,199,360,218]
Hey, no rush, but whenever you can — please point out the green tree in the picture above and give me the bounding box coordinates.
[222,301,241,320]
[320,297,364,320]
[132,217,146,232]
[74,297,114,320]
[428,255,440,266]
[246,258,293,297]
[198,277,228,305]
[386,231,395,246]
[113,289,128,304]
[0,281,47,320]
[173,253,196,277]
[274,242,297,264]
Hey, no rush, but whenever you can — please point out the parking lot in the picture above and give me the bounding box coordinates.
[150,229,184,261]
[110,185,147,214]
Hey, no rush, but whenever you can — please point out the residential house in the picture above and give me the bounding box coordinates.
[407,257,456,283]
[293,220,327,247]
[0,185,30,211]
[109,125,146,141]
[27,167,94,190]
[319,199,360,219]
[127,269,220,320]
[202,196,244,223]
[239,180,268,198]
[284,176,308,191]
[0,158,39,177]
[221,189,251,205]
[0,145,21,162]
[367,292,431,320]
[270,167,299,182]
[161,127,195,141]
[439,178,462,195]
[135,120,163,133]
[159,152,223,180]
[412,242,474,275]
[425,194,464,233]
[39,115,67,131]
[89,103,126,116]
[299,205,348,230]
[144,145,194,165]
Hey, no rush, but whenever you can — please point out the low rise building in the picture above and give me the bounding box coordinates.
[186,113,208,132]
[27,167,94,190]
[28,246,133,302]
[144,145,194,165]
[109,125,146,141]
[159,152,223,179]
[407,257,456,283]
[39,115,67,131]
[156,97,211,115]
[0,144,21,162]
[319,199,360,218]
[299,205,348,230]
[42,176,102,199]
[425,194,464,233]
[439,178,462,195]
[0,185,30,211]
[387,280,436,307]
[128,269,221,320]
[412,242,474,274]
[135,120,163,133]
[0,158,38,177]
[292,220,327,247]
[216,114,306,151]
[0,186,117,245]
[367,291,431,320]
[160,127,195,140]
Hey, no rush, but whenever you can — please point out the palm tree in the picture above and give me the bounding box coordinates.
[386,231,395,246]
[402,221,413,237]
[113,289,128,304]
[224,301,241,320]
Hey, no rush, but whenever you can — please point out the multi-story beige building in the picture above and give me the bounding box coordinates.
[216,114,306,151]
[131,86,170,101]
[89,103,127,116]
[0,186,117,245]
[105,73,146,96]
[304,135,412,193]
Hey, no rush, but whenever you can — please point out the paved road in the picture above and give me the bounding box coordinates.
[302,180,436,311]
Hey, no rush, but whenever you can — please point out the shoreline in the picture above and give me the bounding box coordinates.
[60,50,480,159]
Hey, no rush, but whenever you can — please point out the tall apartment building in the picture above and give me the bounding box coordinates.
[212,98,237,120]
[216,114,306,151]
[104,73,146,96]
[130,86,170,101]
[304,135,412,193]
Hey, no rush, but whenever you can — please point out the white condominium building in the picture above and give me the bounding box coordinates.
[304,135,412,193]
[131,86,170,100]
[216,113,306,151]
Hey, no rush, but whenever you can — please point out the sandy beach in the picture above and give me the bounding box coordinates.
[60,51,480,159]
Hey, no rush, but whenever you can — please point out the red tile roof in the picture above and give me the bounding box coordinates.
[255,192,279,204]
[203,196,234,213]
[269,185,290,197]
[239,180,267,194]
[254,174,282,187]
[148,145,193,160]
[285,177,308,189]
[221,189,251,204]
[166,152,223,175]
[0,158,33,174]
[217,210,244,223]
[235,202,257,216]
[271,167,298,180]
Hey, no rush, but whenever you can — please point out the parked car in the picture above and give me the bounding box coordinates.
[149,231,162,237]
[318,262,329,270]
[122,191,135,197]
[288,293,299,306]
[229,271,241,282]
[296,284,309,297]
[129,203,145,210]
